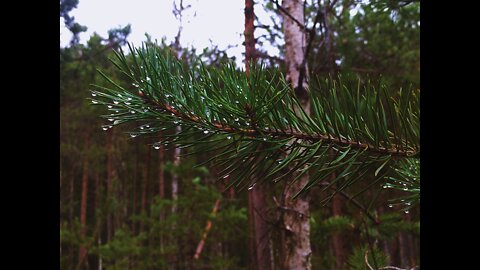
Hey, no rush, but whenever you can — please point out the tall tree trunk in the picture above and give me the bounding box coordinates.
[158,131,166,256]
[332,189,345,270]
[78,133,91,269]
[244,1,273,269]
[158,132,165,200]
[405,212,417,268]
[139,146,151,235]
[281,1,312,269]
[106,129,114,242]
[170,126,181,270]
[398,231,409,269]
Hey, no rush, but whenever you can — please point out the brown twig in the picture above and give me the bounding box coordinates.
[193,198,222,260]
[321,182,380,224]
[138,96,417,158]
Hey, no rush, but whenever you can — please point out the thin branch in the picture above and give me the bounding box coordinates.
[297,4,324,89]
[139,95,417,157]
[365,250,375,270]
[321,182,379,224]
[271,0,306,32]
[193,198,222,260]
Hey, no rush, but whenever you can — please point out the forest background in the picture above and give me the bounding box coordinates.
[60,0,420,269]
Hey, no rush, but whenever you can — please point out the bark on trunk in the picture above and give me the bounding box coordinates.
[139,146,151,235]
[332,190,345,270]
[244,1,273,269]
[106,129,114,241]
[281,1,312,269]
[78,133,91,268]
[251,184,272,270]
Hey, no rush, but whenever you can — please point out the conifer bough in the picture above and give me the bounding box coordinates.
[91,43,419,200]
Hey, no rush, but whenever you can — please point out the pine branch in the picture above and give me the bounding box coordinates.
[92,43,419,198]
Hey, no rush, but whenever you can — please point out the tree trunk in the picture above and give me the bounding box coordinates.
[139,146,151,235]
[78,133,91,269]
[158,131,166,256]
[170,126,181,270]
[251,184,272,270]
[244,1,273,269]
[281,1,312,269]
[106,129,114,242]
[332,190,345,270]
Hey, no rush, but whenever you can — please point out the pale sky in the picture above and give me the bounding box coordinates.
[60,0,281,66]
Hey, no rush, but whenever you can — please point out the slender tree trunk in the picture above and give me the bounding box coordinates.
[139,146,151,235]
[398,232,409,269]
[244,1,273,269]
[106,129,114,242]
[78,133,91,269]
[170,126,181,270]
[158,132,165,200]
[95,173,103,270]
[69,174,75,267]
[405,212,417,268]
[332,190,345,270]
[281,1,312,269]
[158,131,166,256]
[251,184,272,270]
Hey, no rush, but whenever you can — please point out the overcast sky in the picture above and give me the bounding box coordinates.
[60,0,280,66]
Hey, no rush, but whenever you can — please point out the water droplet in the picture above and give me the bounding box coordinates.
[223,174,229,179]
[388,204,393,208]
[263,138,267,141]
[108,118,114,122]
[130,133,138,138]
[113,101,119,104]
[203,130,209,134]
[102,127,108,131]
[145,125,150,128]
[235,101,239,104]
[404,210,409,214]
[227,136,232,140]
[201,96,205,101]
[131,110,136,114]
[107,105,113,109]
[92,100,98,104]
[140,126,144,130]
[117,94,122,97]
[127,97,132,101]
[248,183,256,190]
[219,104,223,107]
[125,102,131,105]
[234,118,239,122]
[403,188,408,191]
[406,202,411,206]
[174,121,179,124]
[91,93,97,97]
[165,94,171,98]
[153,142,161,150]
